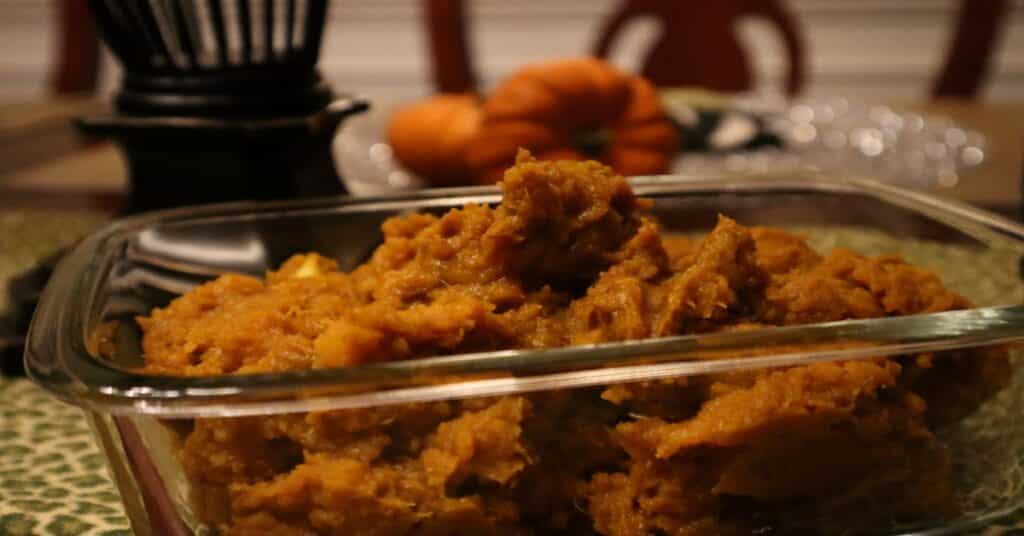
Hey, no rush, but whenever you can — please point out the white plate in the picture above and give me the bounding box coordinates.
[335,95,987,196]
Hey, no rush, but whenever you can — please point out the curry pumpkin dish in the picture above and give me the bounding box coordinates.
[138,152,1009,535]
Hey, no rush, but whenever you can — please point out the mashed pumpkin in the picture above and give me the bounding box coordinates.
[136,152,1009,535]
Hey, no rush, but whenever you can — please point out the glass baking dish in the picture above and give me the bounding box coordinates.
[25,173,1024,536]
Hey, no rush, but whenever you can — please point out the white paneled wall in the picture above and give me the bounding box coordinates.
[0,1,56,98]
[1,0,1022,100]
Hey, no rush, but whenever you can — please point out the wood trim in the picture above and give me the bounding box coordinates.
[425,0,477,93]
[51,0,100,94]
[932,0,1011,97]
[0,188,122,212]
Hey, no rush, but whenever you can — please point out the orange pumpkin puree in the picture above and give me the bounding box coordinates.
[137,152,1009,535]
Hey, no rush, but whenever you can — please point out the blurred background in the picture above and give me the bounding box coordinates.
[0,0,1021,210]
[2,0,1022,101]
[3,0,1021,213]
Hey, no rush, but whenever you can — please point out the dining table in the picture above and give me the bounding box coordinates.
[1,94,1024,535]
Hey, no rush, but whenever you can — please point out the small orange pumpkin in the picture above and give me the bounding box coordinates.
[386,94,482,185]
[465,58,679,184]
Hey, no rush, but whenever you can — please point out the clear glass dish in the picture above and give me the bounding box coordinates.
[25,173,1024,535]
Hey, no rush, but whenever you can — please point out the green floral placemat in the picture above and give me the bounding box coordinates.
[0,378,130,536]
[5,381,1024,536]
[1,209,123,535]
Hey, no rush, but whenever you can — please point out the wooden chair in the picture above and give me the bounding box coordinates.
[426,0,478,94]
[593,0,804,96]
[932,0,1010,98]
[425,0,806,95]
[49,0,1013,99]
[424,0,1008,99]
[52,0,101,94]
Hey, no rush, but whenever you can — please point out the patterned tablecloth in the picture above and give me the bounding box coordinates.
[0,210,129,535]
[4,211,1024,536]
[0,378,130,536]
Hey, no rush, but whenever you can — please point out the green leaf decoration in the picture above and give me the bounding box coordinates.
[44,515,94,536]
[31,453,65,466]
[9,499,62,513]
[0,513,38,536]
[102,515,130,526]
[0,445,31,457]
[49,464,74,475]
[3,409,45,419]
[81,491,122,503]
[54,442,89,452]
[66,474,108,489]
[1,478,45,491]
[39,488,70,499]
[72,501,118,516]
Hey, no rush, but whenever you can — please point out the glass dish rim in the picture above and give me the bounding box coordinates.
[24,172,1024,418]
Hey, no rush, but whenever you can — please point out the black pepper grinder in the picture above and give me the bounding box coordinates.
[75,0,368,214]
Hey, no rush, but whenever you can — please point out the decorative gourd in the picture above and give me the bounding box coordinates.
[465,58,679,184]
[386,94,482,185]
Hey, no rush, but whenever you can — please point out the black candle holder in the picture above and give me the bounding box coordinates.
[78,0,368,213]
[76,98,367,213]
